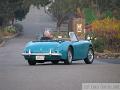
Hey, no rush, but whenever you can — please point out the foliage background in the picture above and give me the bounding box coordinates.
[0,0,120,52]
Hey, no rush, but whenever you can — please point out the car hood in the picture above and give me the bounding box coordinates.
[24,41,61,53]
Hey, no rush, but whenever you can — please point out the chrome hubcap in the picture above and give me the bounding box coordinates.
[68,51,72,63]
[88,50,93,62]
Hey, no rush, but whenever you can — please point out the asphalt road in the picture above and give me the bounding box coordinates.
[0,6,120,90]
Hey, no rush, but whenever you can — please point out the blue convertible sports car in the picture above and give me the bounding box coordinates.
[22,32,94,65]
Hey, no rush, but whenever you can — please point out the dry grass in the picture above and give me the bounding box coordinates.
[1,31,14,36]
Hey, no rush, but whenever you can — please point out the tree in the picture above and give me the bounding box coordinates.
[0,0,27,26]
[49,0,80,30]
[0,0,51,27]
[87,0,120,19]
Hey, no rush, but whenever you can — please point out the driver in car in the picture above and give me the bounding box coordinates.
[41,30,53,40]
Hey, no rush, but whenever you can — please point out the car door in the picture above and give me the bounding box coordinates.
[72,41,88,60]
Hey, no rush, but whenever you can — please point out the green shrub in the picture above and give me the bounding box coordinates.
[4,25,16,33]
[92,38,105,53]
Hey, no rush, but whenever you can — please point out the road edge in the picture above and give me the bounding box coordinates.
[0,31,21,47]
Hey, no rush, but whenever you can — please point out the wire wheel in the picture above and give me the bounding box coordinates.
[64,48,72,64]
[84,48,94,64]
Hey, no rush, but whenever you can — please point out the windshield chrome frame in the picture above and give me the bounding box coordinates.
[69,32,78,41]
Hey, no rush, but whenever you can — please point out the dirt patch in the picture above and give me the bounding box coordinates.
[95,52,120,59]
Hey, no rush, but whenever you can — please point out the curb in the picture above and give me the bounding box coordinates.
[0,40,6,47]
[3,31,21,39]
[95,52,120,59]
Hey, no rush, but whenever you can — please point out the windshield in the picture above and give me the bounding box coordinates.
[69,32,78,41]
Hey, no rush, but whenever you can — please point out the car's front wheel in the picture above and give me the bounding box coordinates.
[84,48,94,64]
[64,48,72,64]
[28,60,36,65]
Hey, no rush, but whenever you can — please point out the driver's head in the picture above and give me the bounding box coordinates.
[43,30,53,39]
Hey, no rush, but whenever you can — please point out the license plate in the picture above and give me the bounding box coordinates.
[36,56,45,60]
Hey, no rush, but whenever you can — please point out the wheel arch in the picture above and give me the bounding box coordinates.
[83,43,94,59]
[89,44,94,53]
[89,44,93,49]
